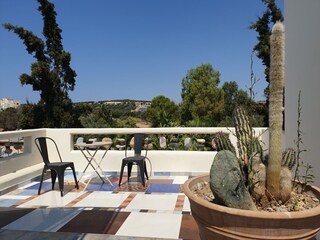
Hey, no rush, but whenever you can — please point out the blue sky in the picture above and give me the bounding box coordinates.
[0,0,284,104]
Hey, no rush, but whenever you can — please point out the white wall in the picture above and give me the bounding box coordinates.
[285,0,320,186]
[0,127,268,190]
[45,127,268,174]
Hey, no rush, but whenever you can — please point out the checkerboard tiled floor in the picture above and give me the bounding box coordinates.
[0,172,200,239]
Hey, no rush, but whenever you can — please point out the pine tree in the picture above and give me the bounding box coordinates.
[3,0,76,128]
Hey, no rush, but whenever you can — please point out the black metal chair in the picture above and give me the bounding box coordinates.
[35,137,79,196]
[119,133,149,186]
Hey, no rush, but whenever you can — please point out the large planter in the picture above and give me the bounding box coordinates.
[182,175,320,240]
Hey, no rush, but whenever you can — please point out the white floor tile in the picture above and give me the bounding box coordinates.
[170,176,189,184]
[73,191,130,208]
[183,194,191,212]
[116,212,182,239]
[149,176,170,179]
[125,194,177,211]
[18,182,39,189]
[17,191,84,208]
[0,195,30,200]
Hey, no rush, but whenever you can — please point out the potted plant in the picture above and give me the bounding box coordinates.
[182,22,320,239]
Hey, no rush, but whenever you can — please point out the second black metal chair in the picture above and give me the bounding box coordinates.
[35,137,79,197]
[119,133,149,186]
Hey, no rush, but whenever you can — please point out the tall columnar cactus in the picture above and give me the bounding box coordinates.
[233,106,253,166]
[214,132,236,155]
[247,137,264,164]
[267,21,285,200]
[282,148,297,170]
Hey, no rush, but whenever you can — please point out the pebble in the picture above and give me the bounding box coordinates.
[311,196,319,203]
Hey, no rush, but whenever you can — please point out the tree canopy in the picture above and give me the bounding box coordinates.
[3,0,77,128]
[79,105,116,128]
[180,64,224,126]
[147,95,179,127]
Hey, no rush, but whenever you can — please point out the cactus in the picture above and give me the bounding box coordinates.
[214,132,236,154]
[282,148,296,170]
[267,21,285,199]
[233,106,253,166]
[247,137,264,164]
[280,166,292,202]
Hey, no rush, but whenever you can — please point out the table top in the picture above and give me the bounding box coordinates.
[74,141,112,149]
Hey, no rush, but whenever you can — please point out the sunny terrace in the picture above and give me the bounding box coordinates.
[0,127,268,239]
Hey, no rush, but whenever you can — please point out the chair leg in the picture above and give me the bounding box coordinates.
[138,161,145,186]
[144,161,149,180]
[71,165,79,189]
[127,163,133,181]
[119,162,126,186]
[51,170,57,190]
[57,169,65,197]
[38,168,46,195]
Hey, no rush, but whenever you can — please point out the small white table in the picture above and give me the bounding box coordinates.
[75,141,113,186]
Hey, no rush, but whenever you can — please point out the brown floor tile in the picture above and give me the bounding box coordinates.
[118,193,135,209]
[65,191,92,207]
[179,214,200,240]
[146,179,173,185]
[103,211,130,234]
[58,209,122,234]
[115,183,147,192]
[175,194,185,211]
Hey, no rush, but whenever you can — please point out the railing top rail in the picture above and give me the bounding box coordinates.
[48,127,268,135]
[0,127,268,139]
[0,128,46,139]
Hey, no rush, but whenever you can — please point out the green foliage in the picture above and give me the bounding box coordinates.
[105,102,136,118]
[219,81,264,127]
[293,91,314,190]
[301,163,315,192]
[249,0,283,86]
[147,95,179,127]
[217,116,234,127]
[222,81,252,117]
[116,117,137,128]
[2,0,76,128]
[79,105,116,128]
[185,118,207,127]
[71,103,94,128]
[180,64,224,126]
[0,108,18,130]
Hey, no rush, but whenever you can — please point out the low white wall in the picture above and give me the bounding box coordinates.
[0,127,268,191]
[46,127,268,174]
[69,149,216,175]
[0,129,45,176]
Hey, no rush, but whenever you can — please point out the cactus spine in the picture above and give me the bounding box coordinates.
[267,21,285,200]
[282,148,296,170]
[248,137,263,163]
[214,132,236,155]
[233,106,253,166]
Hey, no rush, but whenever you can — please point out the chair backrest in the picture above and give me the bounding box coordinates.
[125,133,146,157]
[35,137,62,165]
[133,133,145,156]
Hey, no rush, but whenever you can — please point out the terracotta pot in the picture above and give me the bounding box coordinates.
[182,175,320,240]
